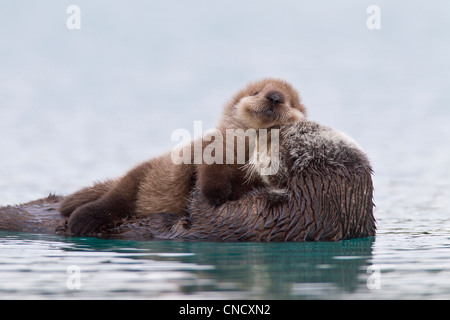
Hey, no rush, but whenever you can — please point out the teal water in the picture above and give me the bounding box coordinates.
[1,1,450,299]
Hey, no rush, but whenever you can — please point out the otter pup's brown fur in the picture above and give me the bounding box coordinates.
[60,153,196,235]
[60,78,306,235]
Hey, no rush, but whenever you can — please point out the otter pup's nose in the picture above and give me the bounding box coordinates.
[266,91,285,104]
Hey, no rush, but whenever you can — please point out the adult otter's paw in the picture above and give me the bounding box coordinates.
[200,180,233,206]
[67,202,112,236]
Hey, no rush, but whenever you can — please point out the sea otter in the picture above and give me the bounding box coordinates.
[197,78,306,204]
[0,120,375,241]
[59,78,306,235]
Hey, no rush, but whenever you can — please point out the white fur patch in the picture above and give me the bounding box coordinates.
[319,128,363,151]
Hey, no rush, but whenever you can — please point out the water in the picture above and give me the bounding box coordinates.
[0,232,376,299]
[1,1,450,299]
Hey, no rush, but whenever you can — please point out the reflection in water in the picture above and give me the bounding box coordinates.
[62,235,375,299]
[148,239,374,299]
[0,232,374,299]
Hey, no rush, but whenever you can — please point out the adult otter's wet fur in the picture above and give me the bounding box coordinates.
[59,78,306,235]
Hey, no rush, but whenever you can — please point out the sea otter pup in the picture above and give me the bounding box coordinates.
[197,78,306,204]
[59,78,306,235]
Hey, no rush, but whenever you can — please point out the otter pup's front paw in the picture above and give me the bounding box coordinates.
[67,202,112,236]
[201,181,233,206]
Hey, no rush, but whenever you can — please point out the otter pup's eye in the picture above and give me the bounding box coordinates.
[252,92,259,96]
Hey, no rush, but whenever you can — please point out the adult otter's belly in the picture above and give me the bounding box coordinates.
[0,121,375,242]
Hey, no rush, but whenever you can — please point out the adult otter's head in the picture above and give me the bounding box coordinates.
[219,78,307,130]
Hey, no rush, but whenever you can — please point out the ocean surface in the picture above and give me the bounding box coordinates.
[1,1,450,299]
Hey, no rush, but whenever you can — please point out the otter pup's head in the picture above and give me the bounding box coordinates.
[220,78,307,130]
